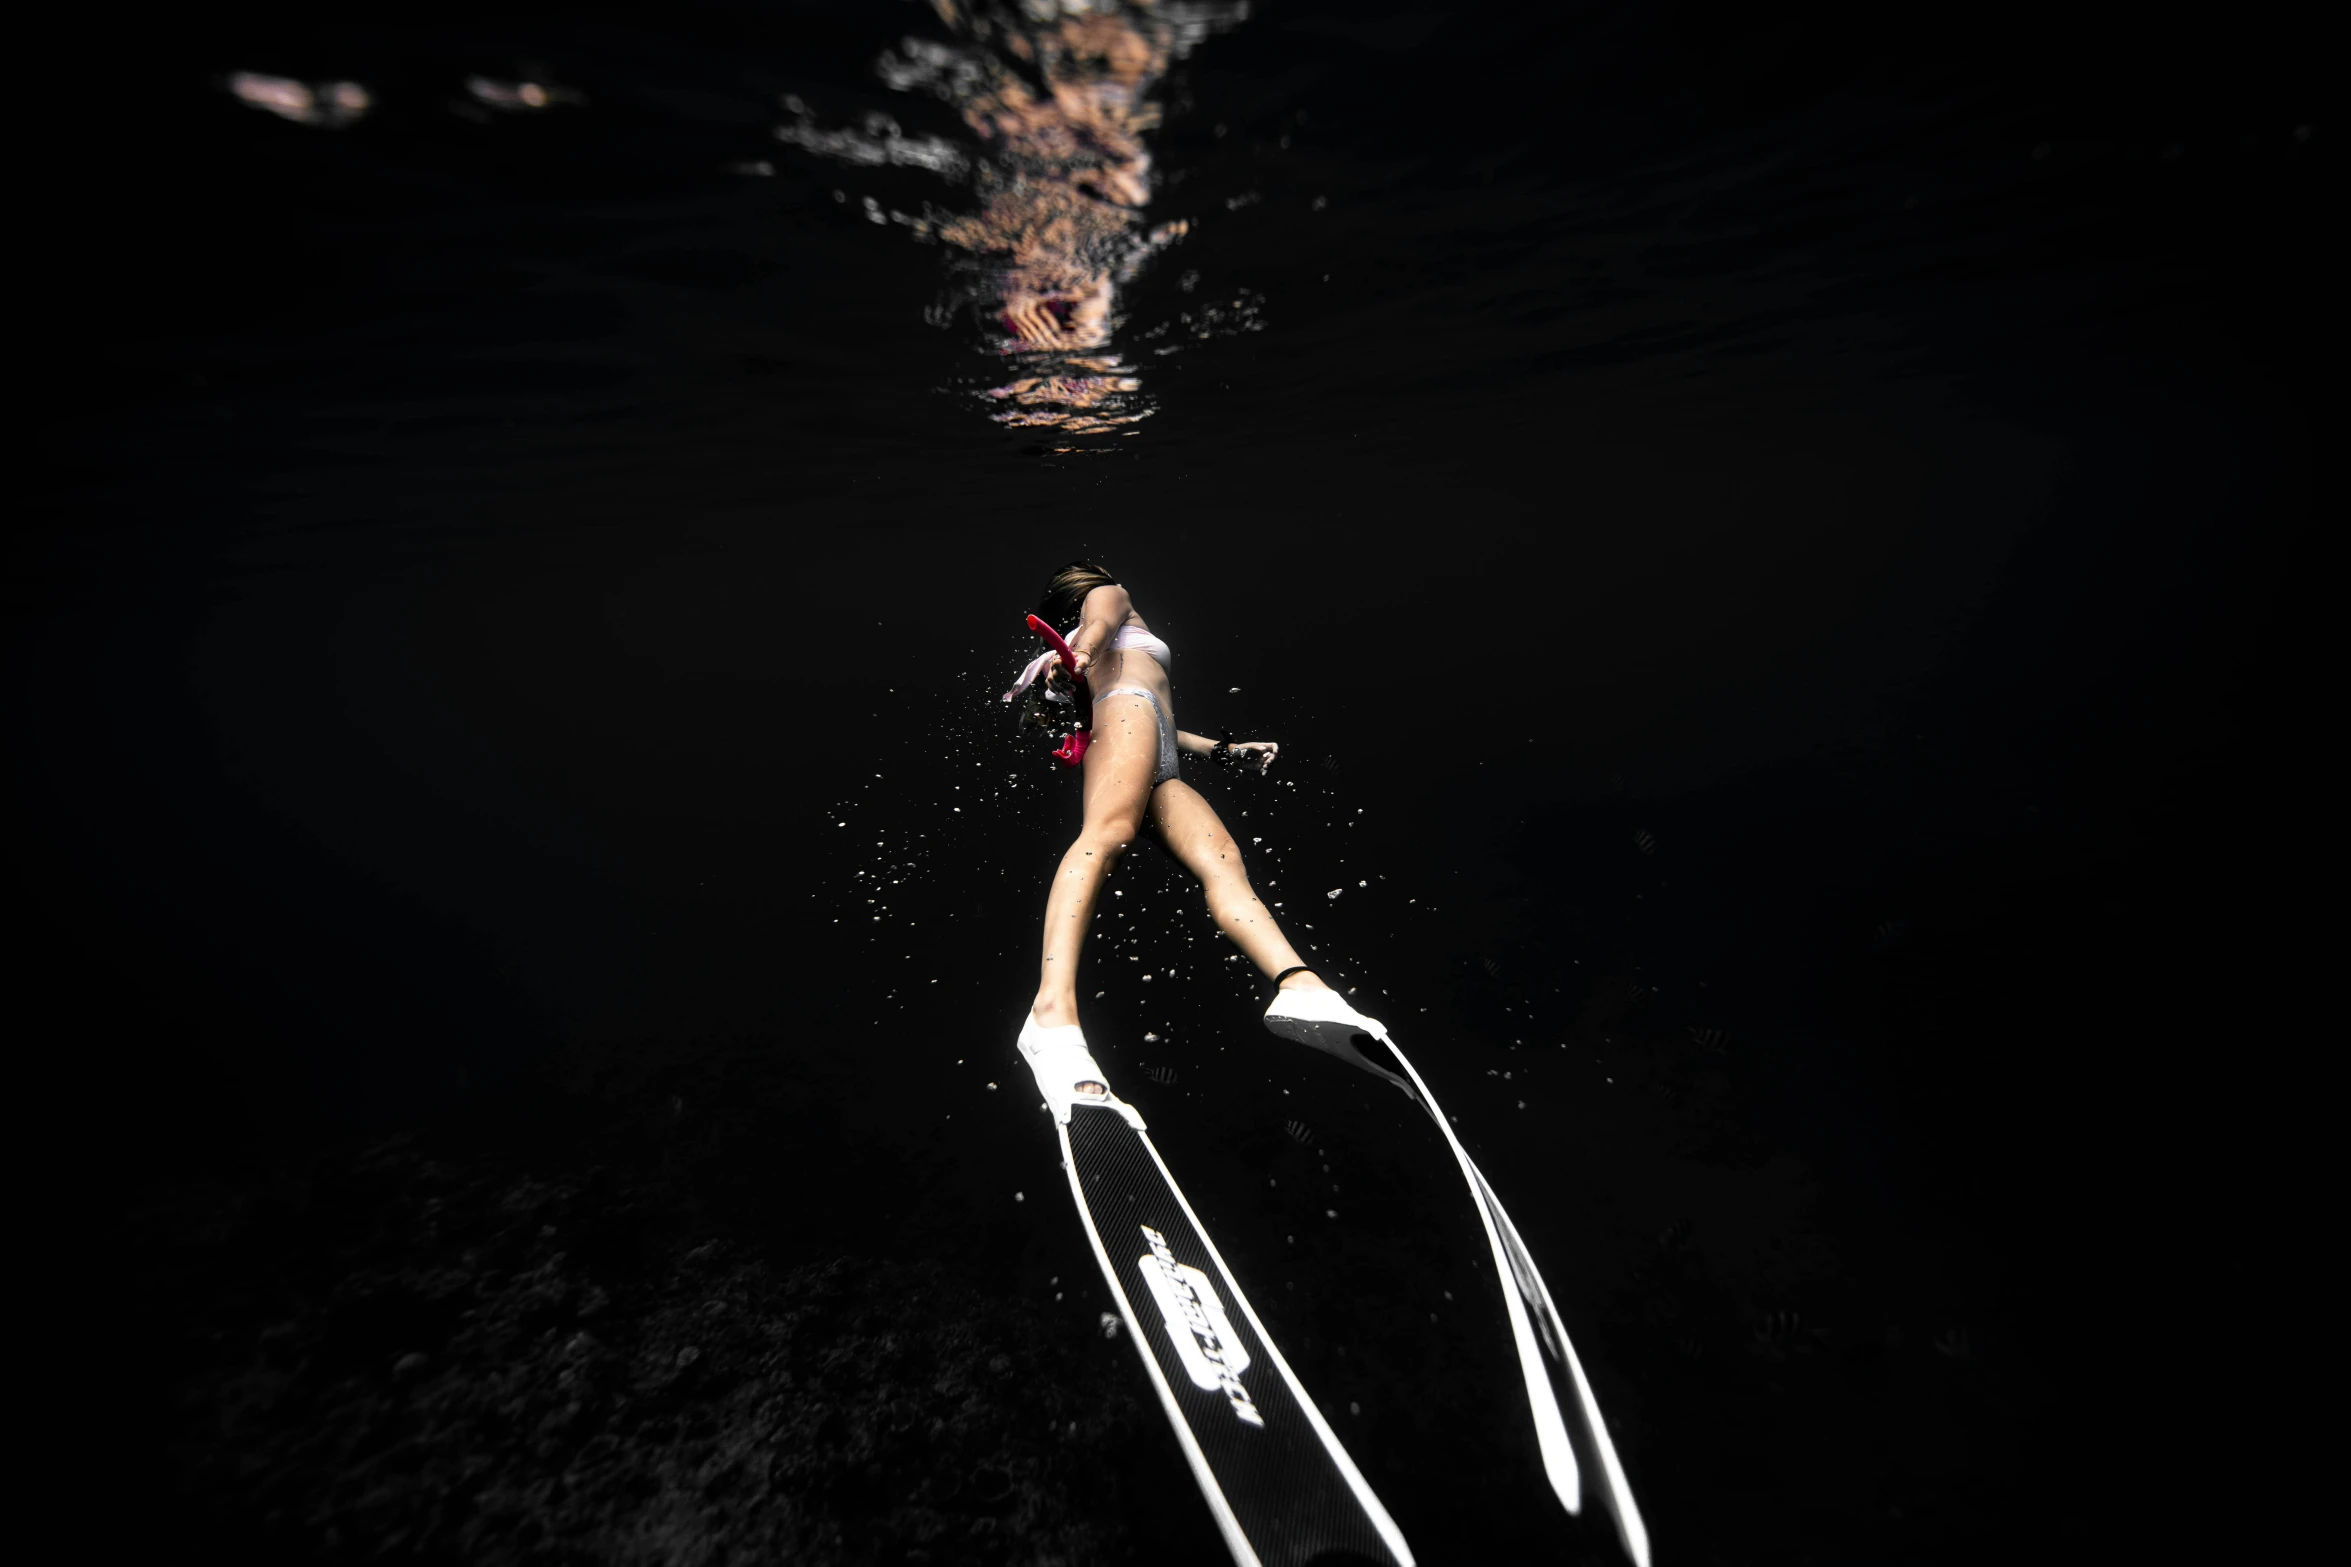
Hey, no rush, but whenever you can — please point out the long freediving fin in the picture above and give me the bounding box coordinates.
[1275,1010,1652,1567]
[1021,1041,1415,1567]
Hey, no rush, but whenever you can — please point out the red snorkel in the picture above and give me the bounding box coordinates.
[1025,614,1092,767]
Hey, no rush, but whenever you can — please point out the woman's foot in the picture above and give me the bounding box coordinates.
[1263,982,1415,1099]
[1029,994,1080,1028]
[1018,1011,1109,1120]
[1264,985,1380,1037]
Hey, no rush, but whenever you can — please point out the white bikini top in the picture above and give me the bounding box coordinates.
[1109,624,1172,666]
[1002,620,1172,703]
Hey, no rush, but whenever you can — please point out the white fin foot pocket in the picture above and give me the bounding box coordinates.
[1018,1016,1128,1125]
[1262,991,1416,1099]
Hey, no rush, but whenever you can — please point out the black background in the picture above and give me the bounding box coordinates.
[16,2,2318,1562]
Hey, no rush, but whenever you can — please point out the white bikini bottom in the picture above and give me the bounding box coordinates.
[1093,686,1179,785]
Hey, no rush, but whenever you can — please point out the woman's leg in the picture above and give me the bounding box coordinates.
[1030,695,1161,1027]
[1146,778,1331,993]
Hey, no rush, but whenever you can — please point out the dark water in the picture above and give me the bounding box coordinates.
[20,2,2318,1562]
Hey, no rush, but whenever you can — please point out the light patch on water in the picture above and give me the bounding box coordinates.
[226,72,372,128]
[465,76,583,112]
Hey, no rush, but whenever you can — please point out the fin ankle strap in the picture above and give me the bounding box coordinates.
[1272,965,1318,988]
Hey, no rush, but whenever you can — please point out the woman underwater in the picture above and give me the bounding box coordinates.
[1005,560,1391,1099]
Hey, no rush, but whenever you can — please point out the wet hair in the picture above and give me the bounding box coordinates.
[1017,677,1075,733]
[1036,559,1120,631]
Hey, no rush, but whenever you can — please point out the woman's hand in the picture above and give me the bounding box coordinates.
[1228,740,1279,775]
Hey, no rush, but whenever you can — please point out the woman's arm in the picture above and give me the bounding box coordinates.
[1066,583,1134,675]
[1177,729,1280,774]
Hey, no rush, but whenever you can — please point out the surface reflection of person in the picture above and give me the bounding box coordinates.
[924,1,1213,434]
[1010,562,1393,1096]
